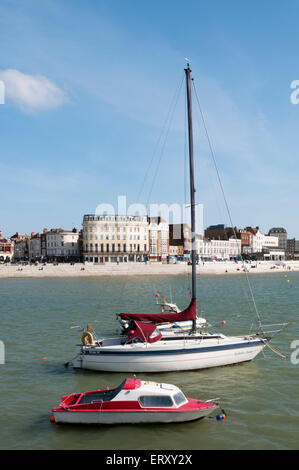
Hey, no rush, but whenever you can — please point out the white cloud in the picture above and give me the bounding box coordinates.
[0,68,66,112]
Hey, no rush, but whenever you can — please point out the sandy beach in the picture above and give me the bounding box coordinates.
[0,260,298,278]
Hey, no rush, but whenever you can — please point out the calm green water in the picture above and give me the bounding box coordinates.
[0,272,298,450]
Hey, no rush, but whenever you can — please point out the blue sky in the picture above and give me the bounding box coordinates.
[1,0,299,237]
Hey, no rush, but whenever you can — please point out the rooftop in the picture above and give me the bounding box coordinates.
[83,214,147,222]
[268,227,287,234]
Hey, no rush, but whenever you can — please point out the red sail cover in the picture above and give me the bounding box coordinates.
[120,298,197,324]
[128,321,162,344]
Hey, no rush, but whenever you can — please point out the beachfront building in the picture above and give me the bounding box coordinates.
[286,238,299,259]
[82,214,149,263]
[239,230,253,255]
[0,236,13,262]
[169,224,191,261]
[244,227,283,260]
[169,245,183,256]
[195,235,208,258]
[268,227,287,251]
[204,224,239,241]
[211,238,241,259]
[251,230,278,253]
[202,224,242,259]
[45,228,80,261]
[196,235,241,260]
[263,250,286,261]
[148,217,169,262]
[28,233,41,261]
[169,244,181,258]
[41,229,47,259]
[12,234,29,261]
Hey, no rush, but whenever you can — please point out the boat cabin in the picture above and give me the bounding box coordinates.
[55,379,189,411]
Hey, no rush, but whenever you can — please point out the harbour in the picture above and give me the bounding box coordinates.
[1,1,299,453]
[0,273,298,450]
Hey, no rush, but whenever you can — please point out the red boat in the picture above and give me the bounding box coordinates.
[51,378,219,425]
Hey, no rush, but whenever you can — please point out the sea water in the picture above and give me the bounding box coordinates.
[0,272,298,450]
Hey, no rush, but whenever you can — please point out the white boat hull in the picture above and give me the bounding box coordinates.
[73,337,266,373]
[53,408,213,425]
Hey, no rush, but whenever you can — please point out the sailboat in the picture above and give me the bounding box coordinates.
[72,64,284,373]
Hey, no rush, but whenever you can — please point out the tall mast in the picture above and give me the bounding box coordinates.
[185,64,197,331]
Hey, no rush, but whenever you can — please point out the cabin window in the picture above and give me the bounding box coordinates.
[138,395,173,408]
[173,392,187,406]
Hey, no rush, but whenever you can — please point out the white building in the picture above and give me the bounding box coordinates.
[196,236,241,259]
[251,230,278,253]
[263,250,286,261]
[82,214,149,263]
[46,229,80,260]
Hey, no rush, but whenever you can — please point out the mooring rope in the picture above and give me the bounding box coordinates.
[191,79,263,332]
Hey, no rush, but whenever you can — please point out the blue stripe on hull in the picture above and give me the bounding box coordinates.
[83,340,265,356]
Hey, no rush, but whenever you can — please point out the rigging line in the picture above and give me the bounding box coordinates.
[137,72,184,205]
[145,74,184,212]
[121,76,183,310]
[191,79,263,330]
[119,77,184,302]
[262,339,287,359]
[136,72,184,204]
[201,153,257,321]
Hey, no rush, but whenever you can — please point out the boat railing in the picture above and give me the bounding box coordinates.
[100,335,122,343]
[258,322,289,337]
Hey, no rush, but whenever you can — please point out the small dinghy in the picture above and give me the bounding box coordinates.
[51,378,219,425]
